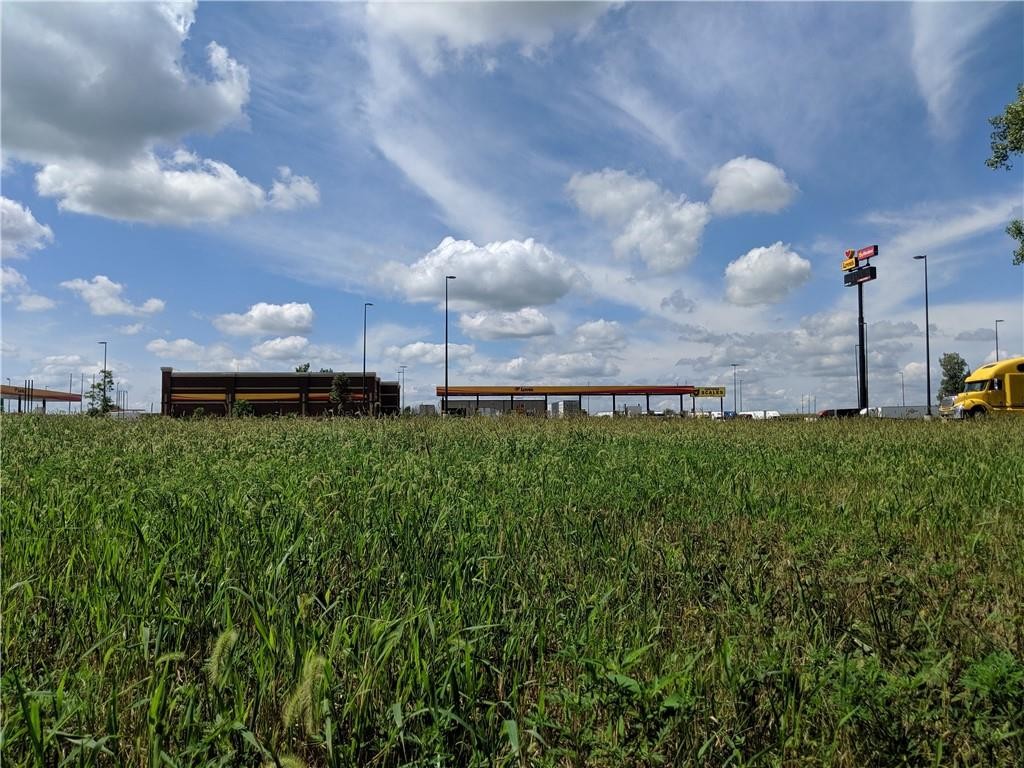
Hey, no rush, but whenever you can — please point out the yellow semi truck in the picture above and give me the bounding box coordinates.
[944,355,1024,418]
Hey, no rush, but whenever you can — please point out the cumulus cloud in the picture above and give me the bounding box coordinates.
[1,265,56,312]
[459,307,555,340]
[367,1,608,73]
[724,242,811,306]
[60,275,165,316]
[251,335,311,360]
[568,169,710,273]
[146,338,205,359]
[571,319,625,350]
[119,323,144,336]
[15,293,57,312]
[1,197,54,258]
[1,3,317,225]
[36,158,317,225]
[467,351,619,381]
[955,327,996,342]
[385,341,475,366]
[213,302,314,336]
[268,167,320,211]
[389,237,583,311]
[660,288,696,314]
[706,156,798,215]
[146,337,248,369]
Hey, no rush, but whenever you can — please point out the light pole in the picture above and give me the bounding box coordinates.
[444,275,456,415]
[398,365,407,412]
[97,341,108,412]
[898,370,905,408]
[913,255,932,416]
[730,363,739,415]
[738,379,743,412]
[362,302,373,415]
[995,319,1004,362]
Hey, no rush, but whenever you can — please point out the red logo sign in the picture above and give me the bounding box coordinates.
[856,245,878,260]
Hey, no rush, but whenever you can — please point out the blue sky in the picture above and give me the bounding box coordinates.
[2,1,1022,413]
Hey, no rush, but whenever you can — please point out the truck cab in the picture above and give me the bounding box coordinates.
[951,356,1024,417]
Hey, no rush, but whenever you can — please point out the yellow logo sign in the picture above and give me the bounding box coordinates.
[696,387,726,398]
[842,257,857,271]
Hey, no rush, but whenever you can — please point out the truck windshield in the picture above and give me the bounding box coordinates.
[964,380,988,392]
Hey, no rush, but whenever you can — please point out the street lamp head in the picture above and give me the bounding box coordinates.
[365,301,373,307]
[913,254,927,260]
[446,274,456,280]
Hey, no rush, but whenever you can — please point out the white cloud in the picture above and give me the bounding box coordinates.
[660,289,696,314]
[16,293,56,312]
[1,265,56,312]
[1,197,54,258]
[213,302,314,336]
[251,335,311,360]
[388,237,583,311]
[955,327,996,342]
[724,242,811,306]
[568,169,710,273]
[268,167,320,211]
[910,3,1004,137]
[467,351,619,381]
[147,338,205,359]
[146,337,249,370]
[459,307,555,340]
[706,156,798,215]
[572,319,625,350]
[385,341,475,366]
[902,361,927,381]
[1,266,28,294]
[60,275,165,316]
[360,3,609,242]
[36,158,317,226]
[119,323,145,336]
[2,4,317,225]
[366,1,608,73]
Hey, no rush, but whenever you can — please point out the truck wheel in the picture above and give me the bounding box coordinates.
[968,406,987,419]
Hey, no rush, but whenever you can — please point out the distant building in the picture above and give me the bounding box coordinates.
[550,399,582,417]
[160,368,400,417]
[445,398,547,416]
[418,403,437,416]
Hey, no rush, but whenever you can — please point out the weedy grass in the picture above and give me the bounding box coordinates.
[2,415,1022,766]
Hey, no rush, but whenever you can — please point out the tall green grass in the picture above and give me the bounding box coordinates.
[2,416,1022,766]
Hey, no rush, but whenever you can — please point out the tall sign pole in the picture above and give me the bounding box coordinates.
[842,246,878,411]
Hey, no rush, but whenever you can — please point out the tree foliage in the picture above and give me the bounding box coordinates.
[231,399,254,418]
[986,83,1024,265]
[294,362,311,373]
[938,352,970,399]
[86,370,114,415]
[329,374,350,415]
[986,83,1024,171]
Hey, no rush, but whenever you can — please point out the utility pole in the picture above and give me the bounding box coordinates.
[362,302,373,416]
[444,275,456,415]
[730,363,739,415]
[995,319,1004,362]
[398,365,407,412]
[913,255,932,416]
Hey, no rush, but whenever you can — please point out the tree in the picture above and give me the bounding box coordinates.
[86,369,114,415]
[329,373,350,415]
[938,353,970,400]
[295,362,311,372]
[986,83,1024,264]
[231,398,254,417]
[318,368,334,373]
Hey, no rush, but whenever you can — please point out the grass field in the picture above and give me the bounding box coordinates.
[2,415,1023,766]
